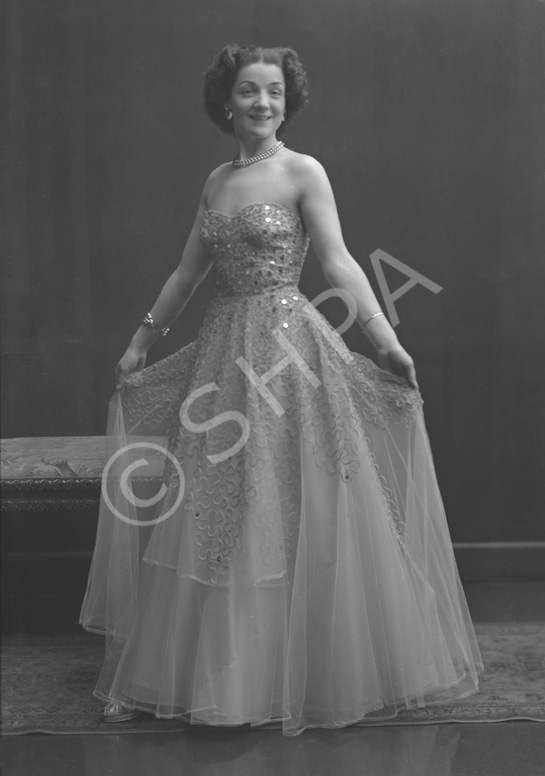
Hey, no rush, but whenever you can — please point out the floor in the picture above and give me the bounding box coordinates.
[2,582,545,776]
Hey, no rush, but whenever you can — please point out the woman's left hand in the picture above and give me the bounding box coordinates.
[377,345,419,390]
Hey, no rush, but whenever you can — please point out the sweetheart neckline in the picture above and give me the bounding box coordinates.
[203,202,303,225]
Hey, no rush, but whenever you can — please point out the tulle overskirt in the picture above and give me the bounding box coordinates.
[79,283,483,735]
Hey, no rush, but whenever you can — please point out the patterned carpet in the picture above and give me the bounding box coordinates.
[2,622,544,736]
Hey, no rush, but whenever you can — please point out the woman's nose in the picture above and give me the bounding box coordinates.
[254,91,270,108]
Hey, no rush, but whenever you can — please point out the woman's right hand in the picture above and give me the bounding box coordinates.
[115,345,147,389]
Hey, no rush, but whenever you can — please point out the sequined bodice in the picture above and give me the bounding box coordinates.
[200,202,309,297]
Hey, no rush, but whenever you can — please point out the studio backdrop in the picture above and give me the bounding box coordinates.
[3,0,544,546]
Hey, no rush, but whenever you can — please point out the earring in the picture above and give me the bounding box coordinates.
[225,107,233,121]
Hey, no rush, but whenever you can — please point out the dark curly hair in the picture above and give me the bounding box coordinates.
[203,44,309,136]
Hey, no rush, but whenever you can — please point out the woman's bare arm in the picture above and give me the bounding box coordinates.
[115,188,213,386]
[129,196,213,352]
[296,155,418,388]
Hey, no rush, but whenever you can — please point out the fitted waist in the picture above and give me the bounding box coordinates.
[213,281,300,301]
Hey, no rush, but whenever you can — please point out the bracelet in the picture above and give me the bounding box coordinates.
[362,311,385,329]
[142,312,170,337]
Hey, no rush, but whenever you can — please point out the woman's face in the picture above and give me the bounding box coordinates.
[227,62,286,141]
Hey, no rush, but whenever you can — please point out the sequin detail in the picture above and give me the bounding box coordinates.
[201,203,308,297]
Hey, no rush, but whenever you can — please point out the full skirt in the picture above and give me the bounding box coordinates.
[79,284,483,736]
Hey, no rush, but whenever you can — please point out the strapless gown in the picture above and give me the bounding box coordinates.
[79,202,483,736]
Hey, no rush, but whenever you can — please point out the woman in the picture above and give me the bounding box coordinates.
[80,44,483,736]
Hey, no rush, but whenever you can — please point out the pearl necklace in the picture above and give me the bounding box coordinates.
[232,141,285,168]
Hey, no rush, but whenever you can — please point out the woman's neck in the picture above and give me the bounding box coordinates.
[234,135,280,162]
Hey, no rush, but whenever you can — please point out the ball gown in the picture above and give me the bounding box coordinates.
[79,202,483,736]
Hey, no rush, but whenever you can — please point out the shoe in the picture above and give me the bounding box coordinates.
[101,700,142,723]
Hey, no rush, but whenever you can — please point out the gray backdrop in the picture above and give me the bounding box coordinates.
[2,0,544,543]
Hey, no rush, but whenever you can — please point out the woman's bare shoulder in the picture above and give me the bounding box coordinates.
[283,148,324,169]
[283,150,330,198]
[284,149,328,181]
[202,163,231,205]
[205,162,232,185]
